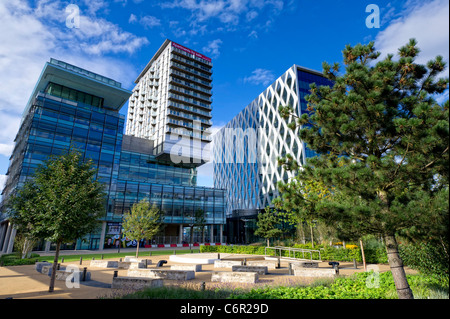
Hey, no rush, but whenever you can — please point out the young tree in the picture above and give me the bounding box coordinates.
[273,175,334,248]
[121,199,161,258]
[278,39,449,299]
[194,208,207,243]
[8,149,105,292]
[254,207,283,247]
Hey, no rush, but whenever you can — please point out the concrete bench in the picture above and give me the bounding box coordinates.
[211,271,258,284]
[246,260,278,270]
[54,269,91,281]
[40,265,66,276]
[127,269,195,280]
[232,265,268,275]
[290,261,319,269]
[112,277,163,290]
[123,256,151,264]
[118,261,147,269]
[170,264,202,272]
[89,260,119,268]
[35,262,52,273]
[293,268,338,278]
[214,260,243,268]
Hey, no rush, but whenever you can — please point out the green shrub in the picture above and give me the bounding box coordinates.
[201,244,388,264]
[229,271,448,299]
[0,253,41,266]
[399,242,449,278]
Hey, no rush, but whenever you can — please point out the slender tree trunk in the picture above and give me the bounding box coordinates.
[309,223,314,248]
[359,239,366,271]
[48,241,61,293]
[267,238,270,247]
[384,234,414,299]
[135,241,140,258]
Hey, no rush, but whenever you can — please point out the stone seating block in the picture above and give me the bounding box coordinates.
[127,269,195,280]
[117,261,147,269]
[89,260,119,268]
[170,264,202,272]
[232,265,268,274]
[123,256,151,264]
[214,260,243,268]
[35,262,52,273]
[54,269,91,281]
[40,265,66,276]
[246,260,278,269]
[293,268,338,278]
[111,277,163,290]
[291,261,319,269]
[211,271,258,284]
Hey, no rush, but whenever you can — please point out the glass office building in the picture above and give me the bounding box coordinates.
[213,65,332,243]
[0,56,225,253]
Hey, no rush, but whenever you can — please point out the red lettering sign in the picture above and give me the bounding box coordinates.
[171,42,212,62]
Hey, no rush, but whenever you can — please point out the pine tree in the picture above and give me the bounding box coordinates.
[278,39,449,299]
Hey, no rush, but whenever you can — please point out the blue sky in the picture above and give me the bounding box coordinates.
[0,0,448,191]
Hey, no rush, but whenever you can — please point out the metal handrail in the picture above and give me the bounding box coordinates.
[265,246,321,261]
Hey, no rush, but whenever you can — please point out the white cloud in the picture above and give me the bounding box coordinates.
[162,0,286,27]
[139,15,162,28]
[244,68,275,86]
[375,0,449,69]
[202,39,223,58]
[0,144,14,157]
[0,175,7,192]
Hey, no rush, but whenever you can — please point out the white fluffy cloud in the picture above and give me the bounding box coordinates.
[244,68,275,86]
[375,0,449,68]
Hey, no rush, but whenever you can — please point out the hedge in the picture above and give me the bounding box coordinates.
[200,244,388,264]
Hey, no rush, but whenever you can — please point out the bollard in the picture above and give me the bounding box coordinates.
[61,257,64,263]
[101,254,104,260]
[149,251,152,256]
[200,281,205,292]
[113,270,118,278]
[243,258,247,266]
[57,263,60,270]
[173,250,176,255]
[92,257,95,261]
[277,256,281,268]
[82,267,87,281]
[218,253,220,260]
[353,258,357,269]
[79,257,83,265]
[119,258,122,262]
[288,263,292,275]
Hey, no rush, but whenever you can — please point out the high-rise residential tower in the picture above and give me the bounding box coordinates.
[126,40,213,166]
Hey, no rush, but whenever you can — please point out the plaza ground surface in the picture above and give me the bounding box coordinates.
[0,248,418,299]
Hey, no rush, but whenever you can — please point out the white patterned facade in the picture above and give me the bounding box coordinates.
[213,65,333,216]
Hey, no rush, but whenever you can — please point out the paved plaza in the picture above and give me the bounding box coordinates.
[0,249,416,299]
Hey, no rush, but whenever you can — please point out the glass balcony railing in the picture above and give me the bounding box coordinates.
[168,84,212,103]
[170,69,212,88]
[168,101,212,118]
[170,52,212,73]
